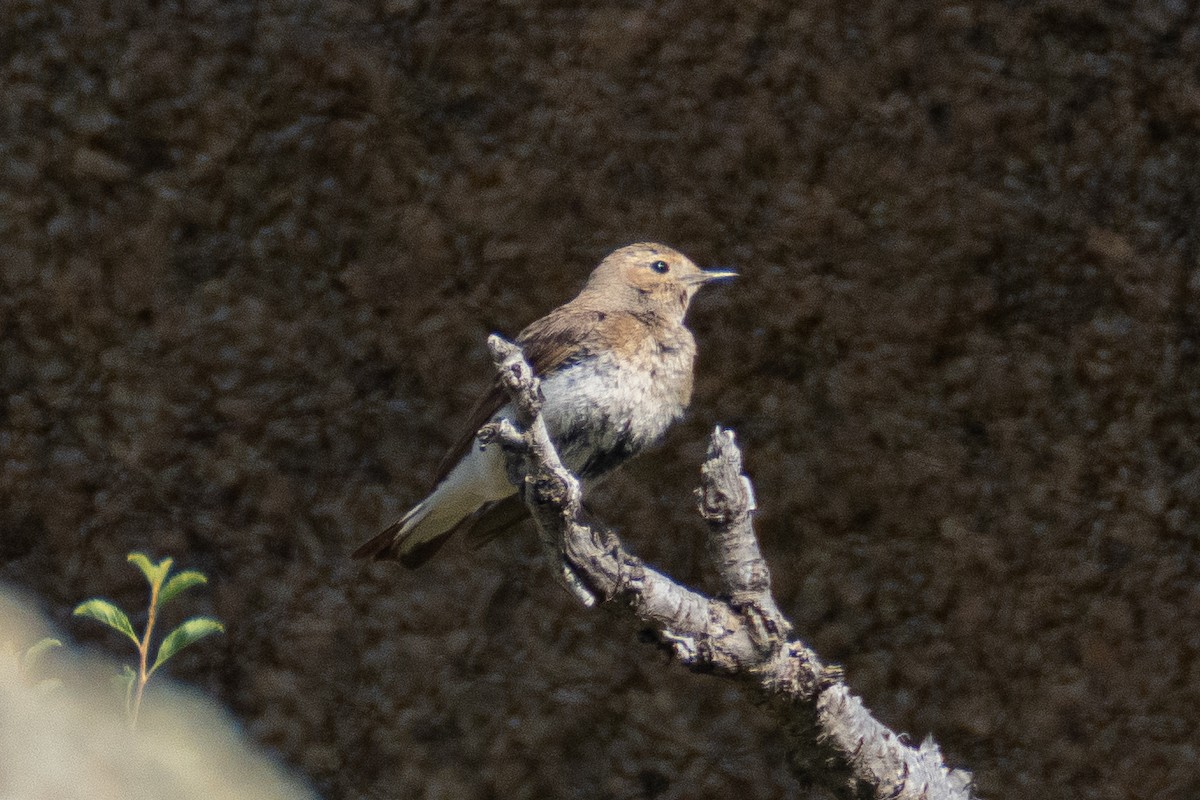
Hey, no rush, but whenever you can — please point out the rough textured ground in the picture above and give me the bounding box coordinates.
[3,1,1199,798]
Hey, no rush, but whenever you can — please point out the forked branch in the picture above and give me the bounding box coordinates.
[481,334,976,800]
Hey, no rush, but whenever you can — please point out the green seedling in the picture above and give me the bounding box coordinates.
[73,552,224,728]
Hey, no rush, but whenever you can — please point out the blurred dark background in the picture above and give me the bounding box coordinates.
[3,0,1199,797]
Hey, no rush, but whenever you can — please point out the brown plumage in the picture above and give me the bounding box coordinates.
[353,242,735,566]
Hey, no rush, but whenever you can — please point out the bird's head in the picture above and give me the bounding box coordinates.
[582,243,736,321]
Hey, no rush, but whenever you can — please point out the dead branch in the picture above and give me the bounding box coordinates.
[480,334,977,800]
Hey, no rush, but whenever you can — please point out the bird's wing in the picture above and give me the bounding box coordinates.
[430,307,603,485]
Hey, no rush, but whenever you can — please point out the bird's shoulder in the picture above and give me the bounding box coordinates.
[516,303,657,370]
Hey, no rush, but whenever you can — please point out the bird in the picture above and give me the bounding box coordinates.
[353,242,736,566]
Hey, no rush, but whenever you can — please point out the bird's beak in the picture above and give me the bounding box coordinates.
[687,268,738,286]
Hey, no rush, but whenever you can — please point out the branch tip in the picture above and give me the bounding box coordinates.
[698,426,754,525]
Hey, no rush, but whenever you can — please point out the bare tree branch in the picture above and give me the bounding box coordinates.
[482,334,977,800]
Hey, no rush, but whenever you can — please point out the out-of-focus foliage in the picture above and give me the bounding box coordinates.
[0,592,316,800]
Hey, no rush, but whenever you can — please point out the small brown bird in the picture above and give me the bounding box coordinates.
[353,242,735,566]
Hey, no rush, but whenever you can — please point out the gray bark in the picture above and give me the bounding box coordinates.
[481,334,978,800]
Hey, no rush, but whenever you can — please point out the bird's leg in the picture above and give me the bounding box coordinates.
[477,419,527,488]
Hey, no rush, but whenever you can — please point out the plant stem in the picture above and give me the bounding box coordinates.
[130,578,160,729]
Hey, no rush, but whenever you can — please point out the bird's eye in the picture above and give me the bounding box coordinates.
[650,260,670,274]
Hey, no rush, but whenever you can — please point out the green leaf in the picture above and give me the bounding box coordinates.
[20,637,62,673]
[157,570,208,607]
[150,617,224,675]
[73,599,138,645]
[127,552,174,591]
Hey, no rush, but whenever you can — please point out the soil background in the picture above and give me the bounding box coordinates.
[3,1,1199,798]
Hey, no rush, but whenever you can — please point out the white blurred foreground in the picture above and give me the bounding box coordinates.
[0,590,318,800]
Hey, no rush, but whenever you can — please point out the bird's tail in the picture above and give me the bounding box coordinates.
[354,437,515,567]
[352,497,456,567]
